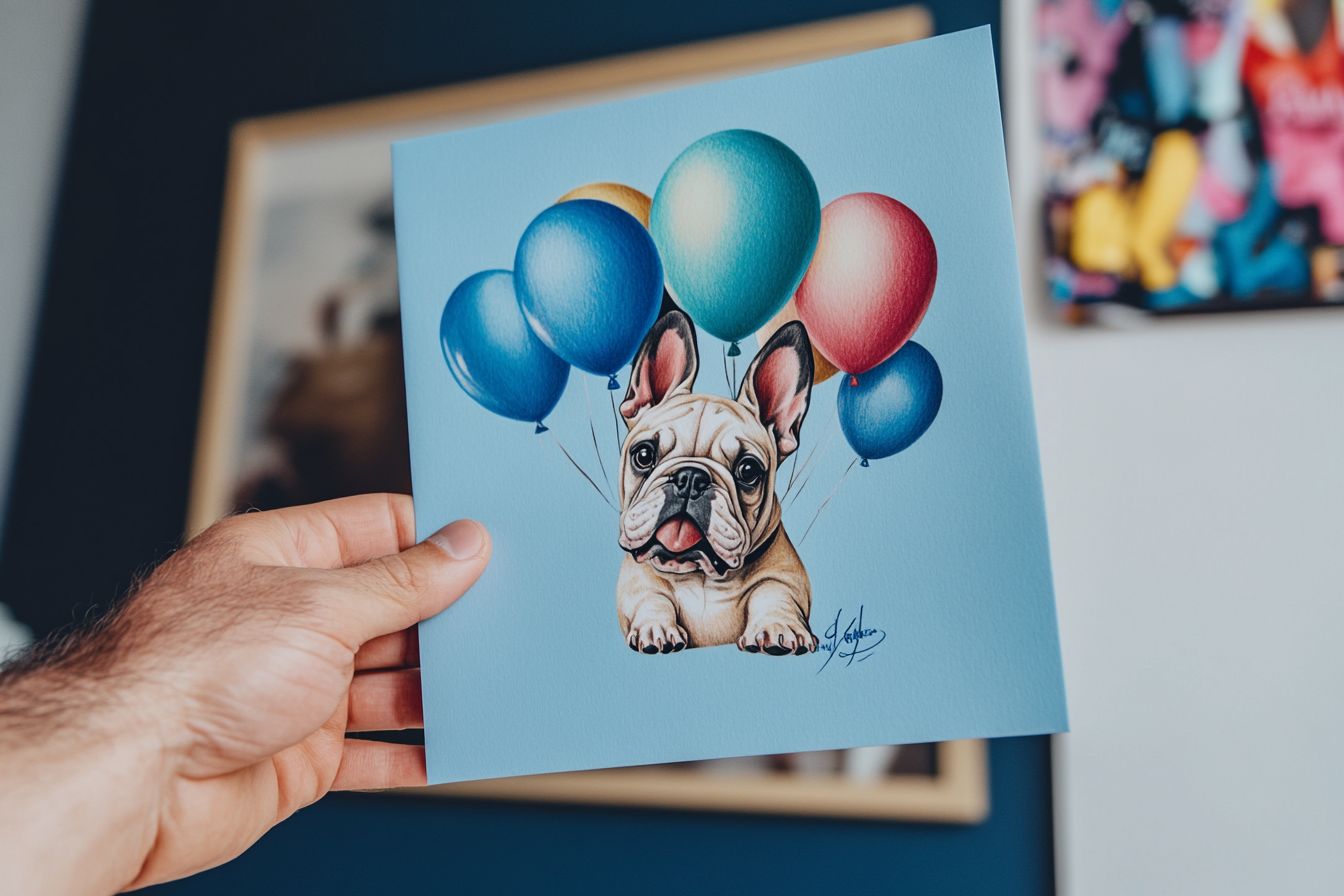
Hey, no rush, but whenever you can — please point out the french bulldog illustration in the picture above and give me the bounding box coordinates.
[616,310,816,656]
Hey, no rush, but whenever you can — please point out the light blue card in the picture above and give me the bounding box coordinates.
[393,27,1067,785]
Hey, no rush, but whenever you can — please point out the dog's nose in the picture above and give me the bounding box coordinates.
[671,467,711,499]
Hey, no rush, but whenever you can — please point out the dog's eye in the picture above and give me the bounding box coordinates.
[630,440,657,473]
[735,456,764,488]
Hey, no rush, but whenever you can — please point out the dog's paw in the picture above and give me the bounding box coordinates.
[627,620,688,655]
[737,619,817,656]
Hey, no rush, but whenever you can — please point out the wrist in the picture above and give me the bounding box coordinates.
[0,658,173,894]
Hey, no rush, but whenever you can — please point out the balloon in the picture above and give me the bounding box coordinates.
[837,340,942,464]
[557,182,652,228]
[441,270,569,429]
[794,193,937,376]
[650,129,820,353]
[755,298,840,383]
[515,199,663,387]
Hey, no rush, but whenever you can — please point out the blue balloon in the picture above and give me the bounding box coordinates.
[838,340,942,463]
[651,130,820,349]
[514,199,663,382]
[441,270,569,425]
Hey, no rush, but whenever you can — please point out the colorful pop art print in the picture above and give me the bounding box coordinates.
[393,27,1067,784]
[1038,0,1344,321]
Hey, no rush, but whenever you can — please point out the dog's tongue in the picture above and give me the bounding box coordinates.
[656,517,703,553]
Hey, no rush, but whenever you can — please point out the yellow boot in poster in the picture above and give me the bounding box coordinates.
[1070,183,1133,274]
[1130,130,1200,291]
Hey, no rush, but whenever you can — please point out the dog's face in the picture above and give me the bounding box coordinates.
[617,311,813,578]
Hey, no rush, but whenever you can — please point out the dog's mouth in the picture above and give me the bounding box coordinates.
[656,516,703,553]
[631,513,730,576]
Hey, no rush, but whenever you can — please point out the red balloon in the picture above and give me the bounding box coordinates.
[793,193,937,375]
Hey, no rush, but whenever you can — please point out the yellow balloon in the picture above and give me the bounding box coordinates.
[556,182,652,228]
[755,298,840,384]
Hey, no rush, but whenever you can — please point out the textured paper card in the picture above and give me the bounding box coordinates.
[393,27,1067,784]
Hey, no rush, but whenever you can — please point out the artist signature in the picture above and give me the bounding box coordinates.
[816,605,885,673]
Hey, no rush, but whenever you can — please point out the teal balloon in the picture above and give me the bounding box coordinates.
[651,130,820,344]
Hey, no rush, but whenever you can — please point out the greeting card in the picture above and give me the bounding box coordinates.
[392,27,1067,784]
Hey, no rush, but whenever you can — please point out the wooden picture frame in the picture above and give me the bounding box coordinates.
[421,739,987,822]
[188,4,989,824]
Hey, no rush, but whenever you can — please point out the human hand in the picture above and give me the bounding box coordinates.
[0,494,489,894]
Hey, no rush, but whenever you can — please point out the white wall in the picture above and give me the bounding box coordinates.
[1004,1,1344,893]
[0,0,87,547]
[1033,310,1344,896]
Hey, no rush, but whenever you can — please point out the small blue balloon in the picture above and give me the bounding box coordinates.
[838,340,942,462]
[441,270,569,424]
[515,199,663,381]
[651,129,820,346]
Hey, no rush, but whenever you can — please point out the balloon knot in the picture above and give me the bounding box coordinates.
[860,458,870,468]
[534,422,548,434]
[606,374,620,390]
[850,375,859,387]
[727,342,742,357]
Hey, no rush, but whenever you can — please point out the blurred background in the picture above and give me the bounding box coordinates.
[0,1,1339,893]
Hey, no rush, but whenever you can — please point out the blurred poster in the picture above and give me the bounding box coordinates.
[1039,0,1344,321]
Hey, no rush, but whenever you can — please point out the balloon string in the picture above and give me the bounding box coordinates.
[782,451,800,497]
[608,388,624,457]
[783,435,814,499]
[721,344,732,395]
[787,422,837,511]
[785,422,818,497]
[582,376,613,499]
[551,432,616,513]
[732,354,738,395]
[783,408,836,502]
[798,457,859,546]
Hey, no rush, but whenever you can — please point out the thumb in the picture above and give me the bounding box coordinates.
[334,518,491,645]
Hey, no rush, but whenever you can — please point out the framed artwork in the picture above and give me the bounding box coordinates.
[188,5,991,823]
[425,739,987,821]
[1031,0,1344,324]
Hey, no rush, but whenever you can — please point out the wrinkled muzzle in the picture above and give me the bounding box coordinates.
[619,462,747,577]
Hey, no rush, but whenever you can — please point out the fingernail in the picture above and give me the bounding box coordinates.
[428,519,484,560]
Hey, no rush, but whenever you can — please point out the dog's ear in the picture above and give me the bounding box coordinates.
[737,320,814,459]
[620,310,699,423]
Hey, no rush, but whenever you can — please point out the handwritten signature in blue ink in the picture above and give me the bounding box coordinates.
[816,606,885,673]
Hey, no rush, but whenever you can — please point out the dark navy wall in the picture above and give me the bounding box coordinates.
[3,2,1052,893]
[150,735,1052,895]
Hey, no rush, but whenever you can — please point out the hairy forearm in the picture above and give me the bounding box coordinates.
[0,497,489,893]
[0,629,168,894]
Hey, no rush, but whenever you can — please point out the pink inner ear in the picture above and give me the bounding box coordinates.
[620,355,653,418]
[755,350,807,456]
[621,329,687,418]
[651,330,686,399]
